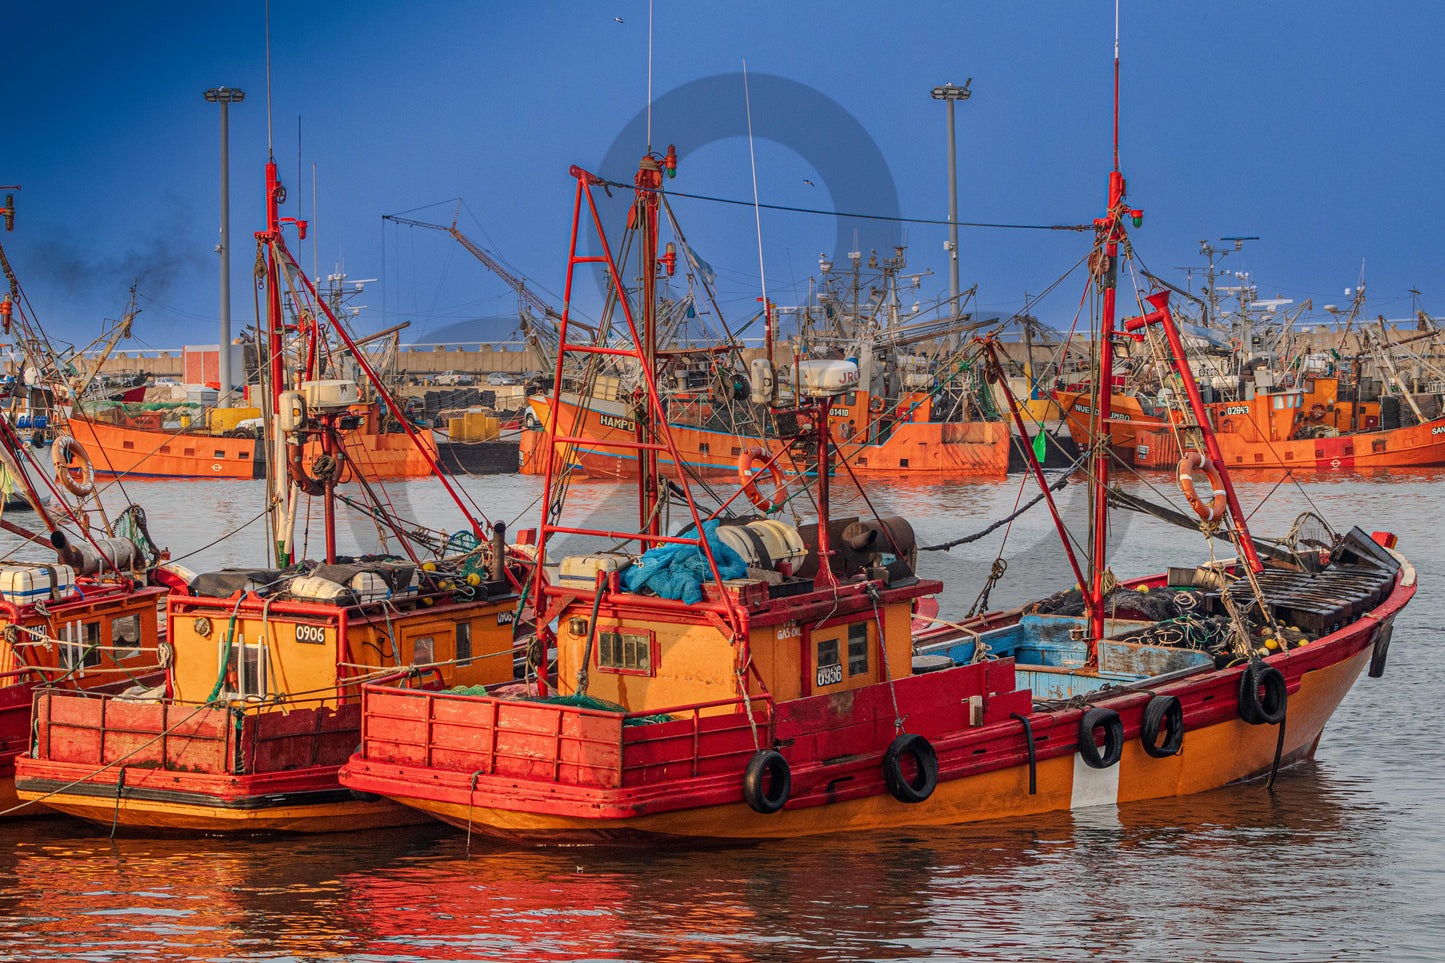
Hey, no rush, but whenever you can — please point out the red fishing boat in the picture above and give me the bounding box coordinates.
[522,391,1009,479]
[0,195,183,817]
[15,154,533,834]
[68,406,438,481]
[1058,378,1445,471]
[340,77,1414,842]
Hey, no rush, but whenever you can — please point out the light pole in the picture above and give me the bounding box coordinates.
[931,80,971,324]
[204,86,245,406]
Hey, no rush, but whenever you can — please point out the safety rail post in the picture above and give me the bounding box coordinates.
[531,163,744,643]
[1123,290,1264,573]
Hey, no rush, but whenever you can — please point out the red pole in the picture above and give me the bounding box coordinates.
[1124,292,1265,573]
[984,343,1089,596]
[1088,169,1125,645]
[276,237,485,539]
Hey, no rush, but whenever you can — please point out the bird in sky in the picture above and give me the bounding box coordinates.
[614,17,624,23]
[803,179,815,187]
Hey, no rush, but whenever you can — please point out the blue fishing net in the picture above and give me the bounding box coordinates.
[621,519,748,604]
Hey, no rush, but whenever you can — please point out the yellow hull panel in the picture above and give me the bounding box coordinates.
[385,649,1367,842]
[26,792,430,835]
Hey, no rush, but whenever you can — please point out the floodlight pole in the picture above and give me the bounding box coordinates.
[931,80,971,326]
[205,86,245,406]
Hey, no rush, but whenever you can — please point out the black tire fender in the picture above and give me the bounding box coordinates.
[1078,707,1124,769]
[882,733,939,804]
[1139,695,1184,758]
[742,749,791,815]
[1238,661,1288,726]
[348,743,382,802]
[1369,621,1393,678]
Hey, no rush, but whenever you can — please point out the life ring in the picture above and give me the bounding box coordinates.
[1078,706,1123,769]
[1139,695,1184,758]
[51,434,94,496]
[869,396,885,414]
[737,446,787,514]
[882,732,938,803]
[1177,452,1226,523]
[1238,661,1287,726]
[742,748,791,814]
[1308,402,1327,421]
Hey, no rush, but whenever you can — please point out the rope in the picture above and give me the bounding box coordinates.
[918,457,1080,552]
[604,178,1090,232]
[0,700,219,820]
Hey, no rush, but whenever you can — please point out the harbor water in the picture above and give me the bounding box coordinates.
[0,469,1439,962]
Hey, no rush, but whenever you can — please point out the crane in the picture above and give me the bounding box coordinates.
[383,202,566,368]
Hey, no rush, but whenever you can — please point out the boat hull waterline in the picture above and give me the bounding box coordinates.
[340,563,1409,844]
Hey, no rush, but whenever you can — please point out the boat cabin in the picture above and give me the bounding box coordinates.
[165,563,520,707]
[1212,377,1378,442]
[549,519,931,717]
[0,568,165,690]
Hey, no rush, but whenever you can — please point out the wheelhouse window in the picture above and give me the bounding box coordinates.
[847,622,869,676]
[223,641,269,699]
[598,630,652,675]
[455,623,472,667]
[111,613,142,661]
[412,636,435,665]
[60,621,102,671]
[815,637,842,688]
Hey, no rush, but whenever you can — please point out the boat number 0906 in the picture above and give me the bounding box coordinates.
[295,624,327,644]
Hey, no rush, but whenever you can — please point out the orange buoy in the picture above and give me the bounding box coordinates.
[737,446,787,514]
[1177,451,1227,522]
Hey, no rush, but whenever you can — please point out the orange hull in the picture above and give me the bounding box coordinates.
[70,416,439,480]
[1056,390,1445,472]
[521,396,1010,479]
[346,627,1381,843]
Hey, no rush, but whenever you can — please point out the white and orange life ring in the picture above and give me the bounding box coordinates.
[51,434,95,497]
[1177,452,1226,522]
[737,446,787,514]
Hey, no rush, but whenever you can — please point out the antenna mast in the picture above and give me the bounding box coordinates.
[743,61,772,362]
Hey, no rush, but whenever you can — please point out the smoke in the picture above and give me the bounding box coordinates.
[23,202,206,310]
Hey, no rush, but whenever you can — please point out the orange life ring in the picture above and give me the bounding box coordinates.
[737,446,787,514]
[1177,452,1227,522]
[51,434,94,497]
[1308,402,1327,421]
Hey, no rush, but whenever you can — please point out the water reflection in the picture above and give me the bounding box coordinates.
[0,471,1434,960]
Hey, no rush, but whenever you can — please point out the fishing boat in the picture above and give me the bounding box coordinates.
[1057,374,1445,472]
[14,156,532,834]
[0,197,181,816]
[1055,263,1445,471]
[340,94,1414,843]
[518,234,1015,480]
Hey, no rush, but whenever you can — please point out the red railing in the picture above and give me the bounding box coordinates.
[359,683,772,788]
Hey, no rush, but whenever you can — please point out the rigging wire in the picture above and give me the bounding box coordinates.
[595,178,1091,233]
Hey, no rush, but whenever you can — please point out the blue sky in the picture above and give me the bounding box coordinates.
[5,1,1442,351]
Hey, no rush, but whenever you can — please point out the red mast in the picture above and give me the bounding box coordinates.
[1087,15,1127,649]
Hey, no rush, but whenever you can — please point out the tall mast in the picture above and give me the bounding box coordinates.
[635,153,664,537]
[1088,10,1125,647]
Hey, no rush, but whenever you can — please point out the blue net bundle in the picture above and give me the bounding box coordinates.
[620,519,747,604]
